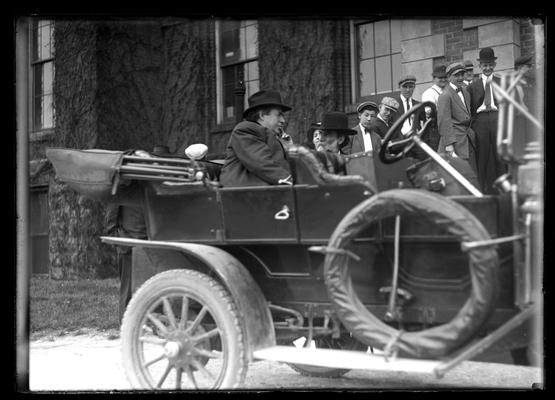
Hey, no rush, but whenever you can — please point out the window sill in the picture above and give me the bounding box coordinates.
[29,129,55,142]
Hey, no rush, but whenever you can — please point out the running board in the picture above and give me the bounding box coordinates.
[252,346,442,375]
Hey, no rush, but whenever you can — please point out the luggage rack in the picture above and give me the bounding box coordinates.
[112,154,205,194]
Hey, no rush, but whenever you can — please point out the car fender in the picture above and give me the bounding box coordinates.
[102,237,275,360]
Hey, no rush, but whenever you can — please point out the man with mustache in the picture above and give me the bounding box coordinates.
[220,90,293,187]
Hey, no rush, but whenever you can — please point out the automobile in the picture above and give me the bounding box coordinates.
[46,70,543,390]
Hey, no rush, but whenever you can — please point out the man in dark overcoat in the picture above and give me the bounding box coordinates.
[220,90,293,187]
[466,47,505,194]
[437,62,478,174]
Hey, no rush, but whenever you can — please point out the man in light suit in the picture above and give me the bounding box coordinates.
[437,62,477,174]
[344,101,382,187]
[466,47,505,194]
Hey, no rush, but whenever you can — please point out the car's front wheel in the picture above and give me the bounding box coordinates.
[121,269,248,390]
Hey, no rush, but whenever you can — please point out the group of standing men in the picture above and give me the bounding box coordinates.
[220,46,534,194]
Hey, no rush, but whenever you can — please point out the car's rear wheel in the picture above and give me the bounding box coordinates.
[324,189,499,359]
[121,269,248,390]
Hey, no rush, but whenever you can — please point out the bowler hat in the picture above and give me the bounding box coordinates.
[319,112,357,135]
[380,97,399,112]
[357,101,379,114]
[432,64,447,78]
[242,90,292,117]
[398,74,417,87]
[446,62,465,76]
[514,54,533,69]
[463,60,474,70]
[477,47,497,62]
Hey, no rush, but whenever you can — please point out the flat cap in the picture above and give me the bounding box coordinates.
[463,60,474,70]
[357,101,379,114]
[514,54,533,69]
[446,62,466,76]
[398,74,417,86]
[432,64,447,78]
[380,96,399,112]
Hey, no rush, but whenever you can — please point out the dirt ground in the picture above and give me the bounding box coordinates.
[27,330,544,392]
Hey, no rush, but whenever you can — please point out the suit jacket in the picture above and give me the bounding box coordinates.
[437,85,475,159]
[219,120,291,187]
[369,116,391,140]
[391,96,424,139]
[467,75,500,117]
[343,125,382,190]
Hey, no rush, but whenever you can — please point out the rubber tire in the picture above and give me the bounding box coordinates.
[324,189,499,359]
[286,335,367,378]
[121,269,248,389]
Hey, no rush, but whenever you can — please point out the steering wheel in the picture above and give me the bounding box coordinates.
[379,101,434,164]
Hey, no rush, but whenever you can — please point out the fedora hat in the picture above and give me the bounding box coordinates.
[477,47,497,62]
[319,112,357,135]
[463,60,474,71]
[242,90,292,117]
[357,101,379,114]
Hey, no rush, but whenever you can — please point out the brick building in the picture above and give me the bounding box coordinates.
[16,16,544,278]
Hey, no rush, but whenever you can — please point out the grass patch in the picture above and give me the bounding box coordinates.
[30,275,121,340]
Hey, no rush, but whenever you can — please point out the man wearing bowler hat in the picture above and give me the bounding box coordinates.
[220,89,293,187]
[463,60,475,86]
[437,62,478,174]
[467,47,505,194]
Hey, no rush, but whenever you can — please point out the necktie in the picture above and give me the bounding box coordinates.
[484,78,492,109]
[405,98,412,126]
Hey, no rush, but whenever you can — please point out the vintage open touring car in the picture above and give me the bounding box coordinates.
[46,71,543,389]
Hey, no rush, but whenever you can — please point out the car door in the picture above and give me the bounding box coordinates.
[219,185,298,243]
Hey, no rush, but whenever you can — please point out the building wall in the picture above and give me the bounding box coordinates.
[161,20,217,155]
[397,17,522,101]
[49,21,115,279]
[48,20,166,279]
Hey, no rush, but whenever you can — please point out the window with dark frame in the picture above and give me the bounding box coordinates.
[219,20,259,122]
[31,19,55,131]
[354,19,402,101]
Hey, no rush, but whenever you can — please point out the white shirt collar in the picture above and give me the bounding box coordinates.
[378,114,389,126]
[359,123,369,133]
[449,82,459,91]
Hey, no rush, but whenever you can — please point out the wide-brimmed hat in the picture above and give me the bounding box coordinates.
[398,74,417,87]
[357,101,379,114]
[432,64,447,78]
[446,62,466,76]
[380,97,399,112]
[319,112,357,135]
[477,47,497,63]
[242,90,292,117]
[514,54,533,69]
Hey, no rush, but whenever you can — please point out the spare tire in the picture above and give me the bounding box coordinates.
[324,189,499,359]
